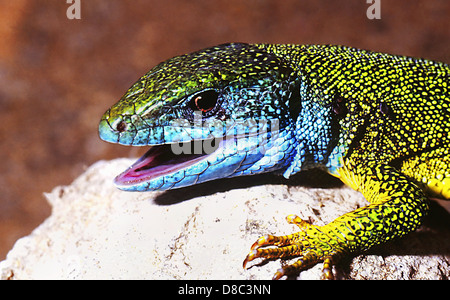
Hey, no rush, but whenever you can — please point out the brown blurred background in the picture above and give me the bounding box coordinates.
[0,0,448,260]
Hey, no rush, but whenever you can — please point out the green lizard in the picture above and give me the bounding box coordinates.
[99,43,449,279]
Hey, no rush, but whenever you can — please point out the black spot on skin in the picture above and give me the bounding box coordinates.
[379,102,395,119]
[332,95,347,116]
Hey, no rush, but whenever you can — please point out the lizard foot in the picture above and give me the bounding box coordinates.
[243,215,337,280]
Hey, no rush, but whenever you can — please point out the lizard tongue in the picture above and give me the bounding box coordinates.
[114,144,207,186]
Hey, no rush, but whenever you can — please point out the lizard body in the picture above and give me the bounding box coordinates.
[99,43,450,279]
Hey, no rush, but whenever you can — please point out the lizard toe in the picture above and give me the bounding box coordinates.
[243,222,340,278]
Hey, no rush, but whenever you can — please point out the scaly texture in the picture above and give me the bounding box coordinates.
[99,43,449,279]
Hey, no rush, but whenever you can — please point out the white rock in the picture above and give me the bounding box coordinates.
[1,159,449,280]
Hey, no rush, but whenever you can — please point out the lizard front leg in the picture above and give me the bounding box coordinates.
[243,163,430,279]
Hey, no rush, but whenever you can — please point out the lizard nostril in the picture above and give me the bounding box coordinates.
[116,121,127,133]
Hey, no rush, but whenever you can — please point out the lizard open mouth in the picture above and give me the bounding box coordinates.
[114,139,221,187]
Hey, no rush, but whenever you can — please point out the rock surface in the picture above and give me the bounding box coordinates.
[1,159,449,280]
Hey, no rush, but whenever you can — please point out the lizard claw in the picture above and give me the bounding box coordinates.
[242,250,256,269]
[250,234,279,250]
[272,268,287,280]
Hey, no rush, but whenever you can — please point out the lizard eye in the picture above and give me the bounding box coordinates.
[189,90,219,113]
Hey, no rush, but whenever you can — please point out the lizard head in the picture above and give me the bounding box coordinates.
[99,43,299,191]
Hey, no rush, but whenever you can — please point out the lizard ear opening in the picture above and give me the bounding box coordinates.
[288,83,301,121]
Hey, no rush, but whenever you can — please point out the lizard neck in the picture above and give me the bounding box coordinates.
[254,44,345,177]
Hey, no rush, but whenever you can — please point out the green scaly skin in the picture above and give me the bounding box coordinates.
[99,43,450,279]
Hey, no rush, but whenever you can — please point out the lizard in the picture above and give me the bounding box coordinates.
[98,43,450,279]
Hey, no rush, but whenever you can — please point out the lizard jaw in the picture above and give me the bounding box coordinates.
[112,130,292,191]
